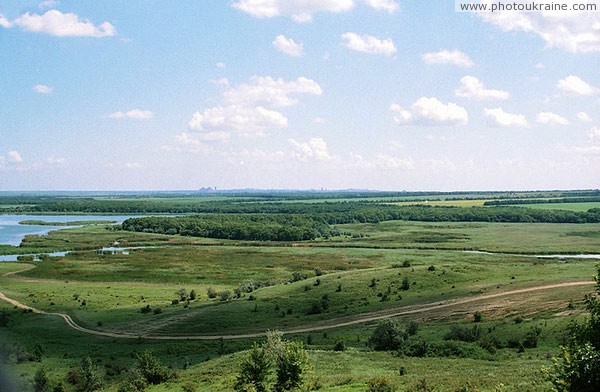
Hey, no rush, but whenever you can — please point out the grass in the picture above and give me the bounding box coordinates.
[1,211,599,391]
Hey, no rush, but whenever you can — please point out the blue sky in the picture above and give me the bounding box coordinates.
[1,0,599,191]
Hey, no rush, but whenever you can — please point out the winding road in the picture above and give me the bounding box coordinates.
[1,263,594,340]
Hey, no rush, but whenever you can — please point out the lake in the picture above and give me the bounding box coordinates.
[0,214,136,246]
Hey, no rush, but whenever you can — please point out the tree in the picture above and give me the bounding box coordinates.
[547,266,600,391]
[76,357,102,392]
[135,350,173,385]
[273,341,310,392]
[368,320,408,351]
[234,343,271,392]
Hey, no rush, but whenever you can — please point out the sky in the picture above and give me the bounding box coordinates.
[0,0,599,191]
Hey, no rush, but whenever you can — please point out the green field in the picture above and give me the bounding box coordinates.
[1,192,599,391]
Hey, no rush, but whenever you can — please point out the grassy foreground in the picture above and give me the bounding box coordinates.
[0,212,598,391]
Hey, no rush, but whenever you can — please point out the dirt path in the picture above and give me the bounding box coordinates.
[0,273,594,340]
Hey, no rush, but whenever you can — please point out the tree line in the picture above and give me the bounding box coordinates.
[120,206,600,241]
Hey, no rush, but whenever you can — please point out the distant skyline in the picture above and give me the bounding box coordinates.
[1,1,599,191]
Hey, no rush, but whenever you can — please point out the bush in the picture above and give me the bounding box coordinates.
[218,290,232,302]
[444,325,481,342]
[135,351,173,385]
[33,367,51,392]
[333,341,346,351]
[369,320,408,351]
[366,375,396,392]
[76,357,103,392]
[207,287,217,299]
[117,368,147,392]
[547,266,600,390]
[234,343,270,392]
[473,311,483,323]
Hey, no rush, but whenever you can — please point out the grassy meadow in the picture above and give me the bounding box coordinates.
[0,192,599,391]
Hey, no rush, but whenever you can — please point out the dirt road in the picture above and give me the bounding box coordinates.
[0,270,593,340]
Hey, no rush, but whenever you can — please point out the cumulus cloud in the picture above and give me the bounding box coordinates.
[13,9,115,37]
[577,112,593,122]
[341,32,397,56]
[289,137,333,161]
[7,150,23,163]
[390,97,469,127]
[363,0,400,13]
[33,84,53,94]
[589,126,600,142]
[188,76,322,139]
[232,0,354,22]
[476,0,600,53]
[108,109,154,120]
[484,107,529,128]
[557,75,597,96]
[272,35,304,57]
[223,76,322,107]
[422,49,474,67]
[455,76,509,100]
[188,105,288,138]
[536,111,569,126]
[0,13,12,28]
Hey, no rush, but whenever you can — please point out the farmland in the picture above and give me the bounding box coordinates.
[0,191,599,391]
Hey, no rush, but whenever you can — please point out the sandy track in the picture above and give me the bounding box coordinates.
[0,268,594,340]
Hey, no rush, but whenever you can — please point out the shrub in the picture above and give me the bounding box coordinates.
[473,311,483,323]
[400,277,410,291]
[135,351,173,385]
[333,341,346,351]
[189,290,197,301]
[369,320,408,351]
[234,343,270,392]
[218,290,232,302]
[290,271,308,282]
[444,325,481,342]
[366,375,396,392]
[76,357,103,392]
[207,287,217,299]
[33,367,51,392]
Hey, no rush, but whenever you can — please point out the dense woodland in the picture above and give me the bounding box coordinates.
[121,205,600,241]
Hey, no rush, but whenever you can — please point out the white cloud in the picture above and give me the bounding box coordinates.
[124,162,142,169]
[422,50,474,67]
[484,107,529,128]
[33,84,53,94]
[536,111,569,126]
[7,151,23,163]
[0,13,12,28]
[224,76,322,108]
[341,32,397,56]
[289,138,333,161]
[216,62,226,69]
[557,75,597,96]
[108,109,153,120]
[589,126,600,142]
[189,105,287,138]
[162,133,211,154]
[272,35,304,57]
[39,1,58,9]
[13,10,115,37]
[188,76,321,140]
[232,0,354,22]
[577,112,593,122]
[363,0,399,13]
[455,76,509,100]
[47,156,66,165]
[477,1,600,53]
[391,97,469,127]
[313,116,326,124]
